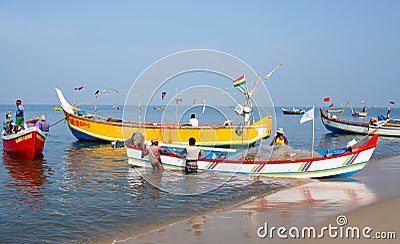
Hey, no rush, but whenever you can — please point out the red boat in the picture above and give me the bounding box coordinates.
[2,126,47,160]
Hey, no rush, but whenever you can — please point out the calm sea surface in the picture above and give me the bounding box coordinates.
[1,104,400,243]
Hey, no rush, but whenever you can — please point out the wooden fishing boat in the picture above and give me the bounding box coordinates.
[2,126,47,160]
[327,108,344,113]
[52,105,63,111]
[321,108,400,136]
[153,106,165,111]
[55,88,272,147]
[282,107,305,115]
[352,108,368,117]
[127,133,379,179]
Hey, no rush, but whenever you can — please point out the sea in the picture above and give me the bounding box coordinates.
[1,104,400,243]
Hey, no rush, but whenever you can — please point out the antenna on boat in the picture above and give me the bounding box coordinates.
[175,88,178,124]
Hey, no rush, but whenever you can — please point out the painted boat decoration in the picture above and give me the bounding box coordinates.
[282,107,305,115]
[2,126,47,160]
[55,88,272,147]
[321,108,400,136]
[127,134,379,179]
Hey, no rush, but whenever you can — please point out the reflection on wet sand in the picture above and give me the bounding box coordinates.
[2,152,49,207]
[231,180,377,230]
[188,215,206,237]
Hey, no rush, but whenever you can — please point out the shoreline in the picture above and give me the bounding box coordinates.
[109,178,312,244]
[112,156,400,244]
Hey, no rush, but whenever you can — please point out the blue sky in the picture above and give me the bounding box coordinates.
[0,0,399,107]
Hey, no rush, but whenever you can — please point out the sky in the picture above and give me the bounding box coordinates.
[0,0,399,107]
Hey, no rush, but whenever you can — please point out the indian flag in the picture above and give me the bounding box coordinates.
[233,75,246,87]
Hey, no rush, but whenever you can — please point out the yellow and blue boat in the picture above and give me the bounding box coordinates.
[55,88,272,147]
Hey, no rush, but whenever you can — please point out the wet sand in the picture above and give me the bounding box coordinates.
[114,156,400,244]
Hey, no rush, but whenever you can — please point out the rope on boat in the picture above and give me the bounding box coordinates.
[50,117,66,127]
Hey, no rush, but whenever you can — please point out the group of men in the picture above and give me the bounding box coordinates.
[143,112,289,174]
[141,113,203,174]
[2,99,50,135]
[142,137,203,174]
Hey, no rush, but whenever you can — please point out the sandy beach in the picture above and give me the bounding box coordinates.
[115,155,400,244]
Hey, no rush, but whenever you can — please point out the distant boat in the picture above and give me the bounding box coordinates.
[352,108,368,117]
[52,105,62,111]
[327,108,344,113]
[282,107,305,115]
[320,108,400,136]
[2,127,47,160]
[352,103,368,117]
[153,105,165,111]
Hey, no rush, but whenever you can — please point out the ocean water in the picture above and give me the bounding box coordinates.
[1,104,400,243]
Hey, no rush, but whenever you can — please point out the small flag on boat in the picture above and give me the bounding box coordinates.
[300,107,314,124]
[233,75,246,87]
[323,97,330,102]
[329,103,334,108]
[162,91,166,100]
[95,90,100,97]
[74,85,85,91]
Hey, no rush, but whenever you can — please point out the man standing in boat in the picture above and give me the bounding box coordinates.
[14,99,25,133]
[270,128,288,146]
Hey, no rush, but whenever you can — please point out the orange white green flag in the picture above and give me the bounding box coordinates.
[233,75,246,87]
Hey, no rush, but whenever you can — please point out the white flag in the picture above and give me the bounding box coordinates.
[300,107,314,124]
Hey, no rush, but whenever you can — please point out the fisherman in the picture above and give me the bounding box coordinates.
[2,111,13,134]
[14,99,25,133]
[142,138,172,171]
[189,113,199,127]
[270,128,288,146]
[180,137,204,174]
[35,114,50,135]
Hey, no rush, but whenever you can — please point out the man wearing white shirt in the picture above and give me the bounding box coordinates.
[189,113,198,127]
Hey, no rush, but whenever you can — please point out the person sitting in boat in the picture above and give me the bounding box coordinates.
[14,99,25,133]
[35,114,50,135]
[2,111,13,134]
[189,113,199,127]
[270,128,288,146]
[180,137,205,174]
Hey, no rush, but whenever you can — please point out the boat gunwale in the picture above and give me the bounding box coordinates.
[64,109,272,129]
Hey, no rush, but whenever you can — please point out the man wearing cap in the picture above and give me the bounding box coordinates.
[14,99,25,133]
[270,128,288,146]
[145,138,172,171]
[35,114,50,135]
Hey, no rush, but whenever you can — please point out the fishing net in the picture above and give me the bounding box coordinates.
[232,145,321,161]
